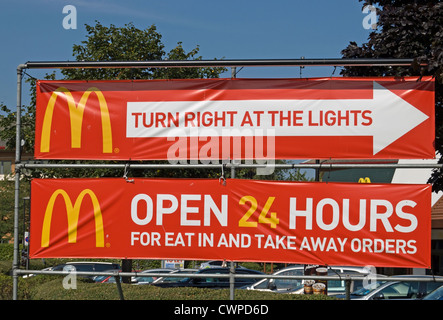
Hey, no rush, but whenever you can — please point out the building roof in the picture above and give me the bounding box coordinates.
[432,196,443,229]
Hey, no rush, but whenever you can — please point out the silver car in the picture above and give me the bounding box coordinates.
[422,284,443,300]
[132,268,176,285]
[344,275,443,300]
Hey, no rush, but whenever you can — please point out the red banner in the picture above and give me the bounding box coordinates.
[30,178,431,268]
[34,77,435,160]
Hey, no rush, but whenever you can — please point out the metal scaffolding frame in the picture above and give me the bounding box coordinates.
[11,58,439,300]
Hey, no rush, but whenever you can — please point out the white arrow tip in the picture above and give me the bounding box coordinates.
[372,82,429,155]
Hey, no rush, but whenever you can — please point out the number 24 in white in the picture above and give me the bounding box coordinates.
[238,196,279,229]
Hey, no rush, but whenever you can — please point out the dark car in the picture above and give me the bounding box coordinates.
[152,267,264,289]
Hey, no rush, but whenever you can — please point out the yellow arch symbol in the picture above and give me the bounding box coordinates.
[358,177,372,183]
[41,189,105,248]
[40,87,113,153]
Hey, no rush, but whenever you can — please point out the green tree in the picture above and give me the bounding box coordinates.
[0,97,35,156]
[61,22,225,81]
[341,0,443,192]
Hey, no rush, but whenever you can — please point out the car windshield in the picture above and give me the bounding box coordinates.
[157,270,197,283]
[179,269,242,284]
[253,268,304,291]
[179,269,224,283]
[423,285,443,300]
[351,280,387,296]
[134,270,172,283]
[94,264,119,271]
[94,275,109,282]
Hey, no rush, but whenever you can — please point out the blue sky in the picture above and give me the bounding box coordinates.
[0,0,373,109]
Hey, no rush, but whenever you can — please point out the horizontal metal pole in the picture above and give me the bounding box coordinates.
[20,163,223,169]
[14,269,443,283]
[21,58,422,70]
[18,162,443,170]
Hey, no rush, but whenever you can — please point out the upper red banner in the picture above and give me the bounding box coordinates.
[34,77,435,160]
[29,178,431,268]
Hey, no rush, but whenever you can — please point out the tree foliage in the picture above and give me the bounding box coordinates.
[341,0,443,192]
[0,82,36,155]
[61,22,225,80]
[0,179,30,243]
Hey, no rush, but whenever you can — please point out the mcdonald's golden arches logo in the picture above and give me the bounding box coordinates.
[40,87,113,153]
[358,177,372,183]
[41,189,105,248]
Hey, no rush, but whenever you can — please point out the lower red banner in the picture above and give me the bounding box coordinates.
[29,178,431,268]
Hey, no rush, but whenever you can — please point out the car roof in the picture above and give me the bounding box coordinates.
[65,261,118,265]
[170,268,198,273]
[390,275,443,280]
[139,268,176,273]
[272,265,369,274]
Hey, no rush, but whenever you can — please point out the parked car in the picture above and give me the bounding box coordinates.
[24,261,120,279]
[152,267,264,289]
[199,260,244,269]
[94,270,125,283]
[131,268,177,284]
[335,276,387,299]
[151,268,198,284]
[422,284,443,300]
[340,275,443,300]
[50,261,120,273]
[94,268,195,284]
[246,265,371,295]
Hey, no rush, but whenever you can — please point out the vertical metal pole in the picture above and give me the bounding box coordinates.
[231,67,237,181]
[12,65,24,300]
[231,66,237,78]
[345,278,351,300]
[23,197,30,270]
[229,67,237,301]
[114,275,125,300]
[229,261,235,300]
[315,160,320,181]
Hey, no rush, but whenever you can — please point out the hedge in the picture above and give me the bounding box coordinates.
[24,277,336,300]
[0,263,336,300]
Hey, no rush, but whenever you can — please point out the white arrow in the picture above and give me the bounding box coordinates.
[127,82,429,155]
[367,82,429,154]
